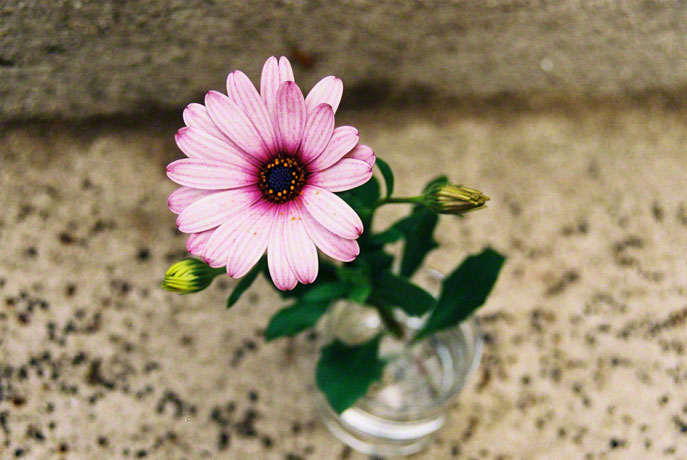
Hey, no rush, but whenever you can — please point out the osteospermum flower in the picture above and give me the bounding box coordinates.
[166,56,375,290]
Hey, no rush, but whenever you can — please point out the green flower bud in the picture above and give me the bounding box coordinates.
[423,183,489,215]
[161,258,224,294]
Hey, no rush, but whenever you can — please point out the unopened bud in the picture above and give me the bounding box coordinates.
[423,183,489,215]
[161,258,224,294]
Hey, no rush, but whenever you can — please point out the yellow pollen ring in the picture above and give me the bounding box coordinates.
[258,155,307,204]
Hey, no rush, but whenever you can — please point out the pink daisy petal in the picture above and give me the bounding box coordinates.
[205,90,270,163]
[203,201,270,267]
[225,72,239,104]
[226,204,277,278]
[344,144,376,167]
[168,187,217,214]
[298,103,335,163]
[182,103,225,139]
[267,208,298,291]
[260,56,294,152]
[300,186,363,239]
[294,200,360,262]
[187,229,214,257]
[283,203,318,284]
[279,56,295,83]
[166,158,257,190]
[176,187,260,233]
[276,82,306,155]
[260,56,280,116]
[175,126,258,169]
[307,126,360,172]
[227,70,278,155]
[305,76,343,115]
[309,158,373,193]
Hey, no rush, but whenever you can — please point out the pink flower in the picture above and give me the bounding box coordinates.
[167,56,375,290]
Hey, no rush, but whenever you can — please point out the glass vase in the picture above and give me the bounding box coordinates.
[316,294,483,457]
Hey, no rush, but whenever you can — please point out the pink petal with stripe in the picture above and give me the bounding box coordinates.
[260,56,295,151]
[267,207,298,290]
[300,186,363,239]
[295,200,359,262]
[175,127,258,169]
[227,70,278,154]
[344,144,376,167]
[226,205,277,278]
[166,159,257,190]
[305,76,343,115]
[168,187,217,214]
[298,103,335,163]
[187,229,214,257]
[276,82,306,155]
[260,57,280,117]
[309,158,373,192]
[182,103,225,139]
[226,72,237,101]
[205,90,270,163]
[203,201,271,267]
[307,126,359,172]
[279,56,295,83]
[176,187,261,233]
[283,203,318,284]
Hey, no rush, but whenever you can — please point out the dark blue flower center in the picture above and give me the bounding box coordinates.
[258,155,306,203]
[267,165,294,191]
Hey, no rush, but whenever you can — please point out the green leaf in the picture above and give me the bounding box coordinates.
[368,226,405,246]
[414,248,506,341]
[368,215,415,246]
[349,283,372,304]
[399,205,440,277]
[316,336,386,413]
[336,265,369,286]
[375,157,394,199]
[352,175,381,208]
[302,282,348,303]
[226,259,264,308]
[339,176,380,213]
[335,266,372,303]
[264,301,329,341]
[423,175,449,191]
[372,271,436,317]
[365,249,395,273]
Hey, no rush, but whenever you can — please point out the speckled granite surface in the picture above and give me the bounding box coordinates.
[1,102,686,459]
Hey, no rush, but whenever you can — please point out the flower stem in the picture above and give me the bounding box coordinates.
[410,347,439,398]
[375,306,440,398]
[375,305,405,340]
[375,195,424,208]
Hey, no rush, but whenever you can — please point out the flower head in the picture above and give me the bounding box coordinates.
[166,57,375,290]
[423,183,489,215]
[162,258,224,293]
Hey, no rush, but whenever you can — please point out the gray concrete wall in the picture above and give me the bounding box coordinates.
[2,0,687,120]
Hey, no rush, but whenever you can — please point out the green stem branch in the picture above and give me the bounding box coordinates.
[375,196,423,208]
[211,267,227,277]
[375,305,405,340]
